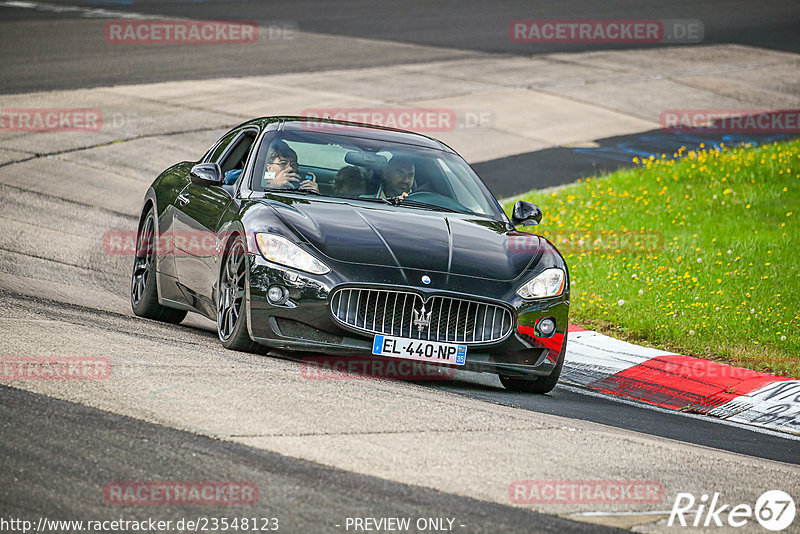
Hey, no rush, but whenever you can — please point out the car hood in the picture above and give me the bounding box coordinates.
[261,198,542,281]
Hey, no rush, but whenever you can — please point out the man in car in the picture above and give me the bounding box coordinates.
[263,140,319,192]
[375,155,415,199]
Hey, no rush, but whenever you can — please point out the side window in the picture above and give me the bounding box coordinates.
[219,131,257,175]
[207,130,240,163]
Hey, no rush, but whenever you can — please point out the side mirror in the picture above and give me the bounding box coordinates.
[190,163,222,186]
[512,201,542,226]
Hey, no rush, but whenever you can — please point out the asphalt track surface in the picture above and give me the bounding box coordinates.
[0,385,616,534]
[2,0,800,92]
[1,2,800,533]
[2,0,798,195]
[433,375,800,466]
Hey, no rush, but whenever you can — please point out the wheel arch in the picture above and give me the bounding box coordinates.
[213,221,249,314]
[137,187,171,306]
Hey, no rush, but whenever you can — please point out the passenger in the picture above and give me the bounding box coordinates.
[333,166,367,197]
[263,140,319,192]
[223,168,242,185]
[375,155,415,199]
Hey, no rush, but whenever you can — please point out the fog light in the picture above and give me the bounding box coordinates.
[267,285,288,305]
[537,317,556,337]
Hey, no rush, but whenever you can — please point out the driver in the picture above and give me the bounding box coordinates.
[263,140,319,192]
[375,155,415,199]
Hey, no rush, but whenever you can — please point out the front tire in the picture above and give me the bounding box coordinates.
[131,208,187,324]
[217,235,259,352]
[499,338,566,394]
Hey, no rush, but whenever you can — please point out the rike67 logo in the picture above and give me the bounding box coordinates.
[669,490,796,531]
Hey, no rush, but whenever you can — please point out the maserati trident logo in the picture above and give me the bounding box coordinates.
[412,304,433,332]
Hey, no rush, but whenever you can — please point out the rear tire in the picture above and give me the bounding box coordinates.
[499,337,566,394]
[131,208,187,324]
[217,235,259,352]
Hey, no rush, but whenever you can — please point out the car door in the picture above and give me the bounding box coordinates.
[173,129,258,314]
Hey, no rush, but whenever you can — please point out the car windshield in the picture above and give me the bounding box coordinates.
[250,128,503,218]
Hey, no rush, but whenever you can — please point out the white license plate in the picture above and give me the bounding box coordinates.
[371,335,467,366]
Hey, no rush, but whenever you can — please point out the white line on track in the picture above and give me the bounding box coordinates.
[569,510,674,517]
[0,1,161,19]
[559,383,800,442]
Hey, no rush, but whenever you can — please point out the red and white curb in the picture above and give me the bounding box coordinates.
[563,325,800,436]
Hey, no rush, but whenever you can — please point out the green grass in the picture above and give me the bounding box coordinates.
[505,140,800,378]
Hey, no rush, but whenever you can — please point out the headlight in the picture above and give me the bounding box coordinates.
[516,268,565,299]
[255,233,330,275]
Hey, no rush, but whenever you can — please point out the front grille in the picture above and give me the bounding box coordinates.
[330,288,513,344]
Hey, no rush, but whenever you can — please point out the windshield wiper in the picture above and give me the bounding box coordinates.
[398,199,462,213]
[353,196,462,213]
[353,196,395,205]
[264,187,321,196]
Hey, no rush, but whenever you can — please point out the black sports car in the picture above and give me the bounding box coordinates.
[131,117,569,392]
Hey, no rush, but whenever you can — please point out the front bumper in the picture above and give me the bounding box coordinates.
[245,255,569,378]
